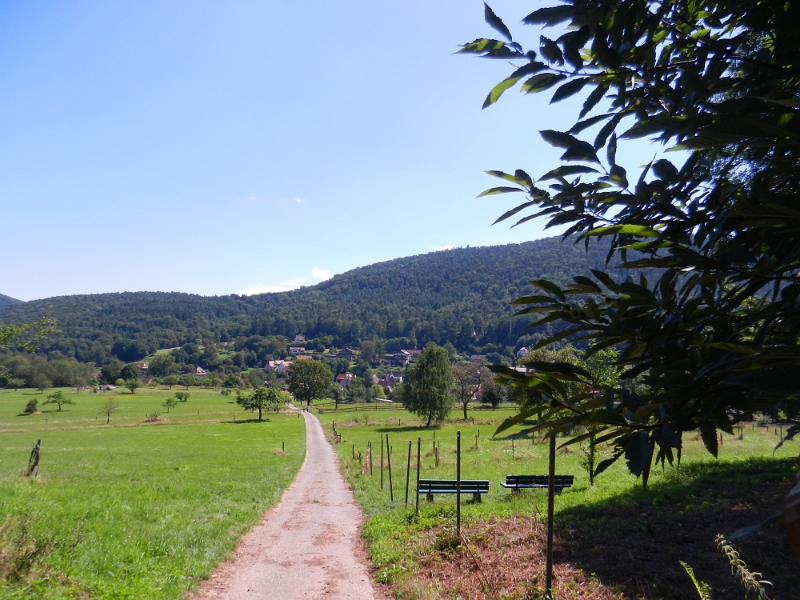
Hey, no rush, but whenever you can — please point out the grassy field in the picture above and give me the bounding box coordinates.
[0,386,256,433]
[314,402,800,599]
[0,387,305,599]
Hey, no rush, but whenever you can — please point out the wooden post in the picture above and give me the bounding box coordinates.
[282,441,285,451]
[380,436,384,490]
[545,434,556,596]
[386,434,394,502]
[405,440,412,505]
[352,444,355,460]
[369,441,373,477]
[456,431,461,536]
[26,439,41,477]
[475,434,478,450]
[416,437,421,514]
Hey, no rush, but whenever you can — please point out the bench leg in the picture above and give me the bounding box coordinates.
[426,493,434,502]
[473,493,481,503]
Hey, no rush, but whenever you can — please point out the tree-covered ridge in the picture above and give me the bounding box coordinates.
[0,237,612,365]
[0,293,21,308]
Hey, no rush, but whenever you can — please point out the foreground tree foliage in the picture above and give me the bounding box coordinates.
[462,0,800,486]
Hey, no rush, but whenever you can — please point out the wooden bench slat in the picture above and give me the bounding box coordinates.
[500,475,574,490]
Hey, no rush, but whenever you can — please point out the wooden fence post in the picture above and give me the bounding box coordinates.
[405,440,412,505]
[456,431,461,536]
[386,434,394,502]
[416,437,421,514]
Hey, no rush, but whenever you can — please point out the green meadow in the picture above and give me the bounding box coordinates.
[0,387,305,599]
[315,403,800,598]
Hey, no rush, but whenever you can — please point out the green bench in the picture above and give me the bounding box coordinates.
[499,475,574,491]
[417,479,490,502]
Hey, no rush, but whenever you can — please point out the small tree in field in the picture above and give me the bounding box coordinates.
[237,386,281,421]
[163,375,179,389]
[163,397,178,413]
[452,361,485,420]
[43,390,75,412]
[100,398,120,424]
[125,378,141,394]
[22,398,38,415]
[175,391,190,403]
[400,343,454,427]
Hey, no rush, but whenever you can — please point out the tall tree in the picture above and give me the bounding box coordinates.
[400,343,453,426]
[286,360,333,408]
[452,361,485,420]
[464,1,800,485]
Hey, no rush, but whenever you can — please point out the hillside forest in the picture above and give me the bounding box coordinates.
[0,237,624,388]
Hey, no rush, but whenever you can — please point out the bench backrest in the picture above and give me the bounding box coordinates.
[417,479,490,492]
[505,475,574,486]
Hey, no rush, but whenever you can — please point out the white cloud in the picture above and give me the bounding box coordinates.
[432,245,453,252]
[311,267,333,282]
[239,268,333,296]
[294,197,304,204]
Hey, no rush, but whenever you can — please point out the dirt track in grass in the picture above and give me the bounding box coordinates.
[192,410,384,600]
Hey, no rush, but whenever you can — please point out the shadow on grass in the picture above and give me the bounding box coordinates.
[227,418,274,424]
[554,457,799,599]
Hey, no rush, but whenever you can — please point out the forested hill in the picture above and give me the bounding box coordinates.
[0,293,21,308]
[0,237,614,365]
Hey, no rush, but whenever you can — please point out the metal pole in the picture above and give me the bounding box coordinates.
[386,434,394,502]
[545,434,556,597]
[456,431,461,536]
[380,436,384,490]
[416,437,421,514]
[405,441,412,505]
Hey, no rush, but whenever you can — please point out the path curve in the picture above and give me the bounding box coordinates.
[194,410,382,599]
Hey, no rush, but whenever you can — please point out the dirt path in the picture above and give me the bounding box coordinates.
[194,410,383,599]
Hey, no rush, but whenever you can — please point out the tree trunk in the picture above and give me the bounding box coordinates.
[463,402,468,420]
[258,408,262,421]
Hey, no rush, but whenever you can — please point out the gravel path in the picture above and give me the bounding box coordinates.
[194,410,383,599]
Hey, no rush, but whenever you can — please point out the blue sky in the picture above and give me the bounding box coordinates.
[0,1,659,301]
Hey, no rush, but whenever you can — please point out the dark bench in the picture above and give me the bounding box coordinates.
[417,479,490,502]
[500,475,574,491]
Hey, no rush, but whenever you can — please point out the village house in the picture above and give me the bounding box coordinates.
[289,346,306,355]
[194,366,207,377]
[293,335,305,343]
[136,362,149,373]
[264,360,292,374]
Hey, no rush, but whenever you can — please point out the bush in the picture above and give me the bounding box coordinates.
[22,399,38,415]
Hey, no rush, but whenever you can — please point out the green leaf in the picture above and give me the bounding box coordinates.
[699,421,718,458]
[550,78,588,103]
[586,224,660,238]
[609,165,628,186]
[625,431,652,477]
[530,279,566,301]
[521,73,567,94]
[561,142,600,163]
[540,130,582,150]
[522,5,574,26]
[579,84,608,119]
[483,76,522,109]
[539,36,563,64]
[484,3,512,42]
[539,165,599,180]
[477,186,526,198]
